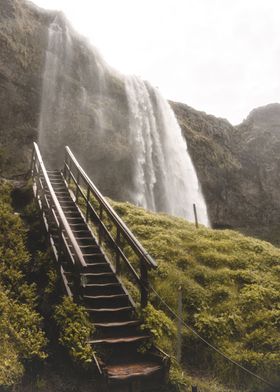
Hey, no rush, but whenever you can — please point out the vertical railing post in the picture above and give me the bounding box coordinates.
[86,185,90,222]
[98,205,103,245]
[73,262,82,300]
[68,157,72,185]
[75,171,80,202]
[63,149,67,179]
[140,259,148,308]
[115,227,121,274]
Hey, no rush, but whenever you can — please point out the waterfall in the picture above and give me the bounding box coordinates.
[38,17,72,166]
[125,76,209,225]
[38,17,209,226]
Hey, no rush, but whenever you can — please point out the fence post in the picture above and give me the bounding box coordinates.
[140,260,148,308]
[176,286,183,363]
[193,203,198,228]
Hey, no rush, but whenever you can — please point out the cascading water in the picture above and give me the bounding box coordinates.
[38,16,209,226]
[38,17,72,166]
[125,76,209,225]
[38,15,108,167]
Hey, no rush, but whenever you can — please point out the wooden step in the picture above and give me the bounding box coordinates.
[82,274,118,285]
[86,306,133,313]
[88,335,150,345]
[83,294,128,300]
[106,361,162,382]
[83,282,124,296]
[94,320,141,328]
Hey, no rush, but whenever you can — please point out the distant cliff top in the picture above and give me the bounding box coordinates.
[244,103,280,127]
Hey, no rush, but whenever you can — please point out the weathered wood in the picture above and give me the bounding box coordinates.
[193,203,199,228]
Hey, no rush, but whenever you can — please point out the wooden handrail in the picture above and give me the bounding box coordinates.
[64,146,157,270]
[32,142,87,269]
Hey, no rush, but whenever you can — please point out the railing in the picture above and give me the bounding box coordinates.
[31,142,86,297]
[63,146,157,308]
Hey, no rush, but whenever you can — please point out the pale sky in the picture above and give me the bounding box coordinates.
[31,0,280,125]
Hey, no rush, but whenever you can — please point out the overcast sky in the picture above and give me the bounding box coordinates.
[32,0,280,125]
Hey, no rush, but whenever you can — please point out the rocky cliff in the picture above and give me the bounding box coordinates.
[1,0,280,243]
[172,102,280,243]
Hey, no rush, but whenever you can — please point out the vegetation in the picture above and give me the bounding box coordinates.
[0,181,47,387]
[54,296,95,365]
[0,181,98,389]
[1,177,279,391]
[110,200,280,391]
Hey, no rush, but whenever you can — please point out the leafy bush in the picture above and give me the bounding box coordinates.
[140,302,176,353]
[0,181,47,387]
[54,296,95,365]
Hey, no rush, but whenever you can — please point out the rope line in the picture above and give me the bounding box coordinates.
[149,285,278,391]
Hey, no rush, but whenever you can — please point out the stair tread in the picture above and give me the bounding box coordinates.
[83,294,127,300]
[89,335,150,344]
[82,272,114,276]
[83,282,121,287]
[86,306,132,312]
[106,361,161,380]
[94,320,141,328]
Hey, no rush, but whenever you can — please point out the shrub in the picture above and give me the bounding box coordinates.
[53,296,95,365]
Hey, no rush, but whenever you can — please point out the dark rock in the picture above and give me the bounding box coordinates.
[171,101,280,243]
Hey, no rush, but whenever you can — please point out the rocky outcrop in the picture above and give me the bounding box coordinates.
[172,102,280,243]
[1,0,280,243]
[0,0,51,177]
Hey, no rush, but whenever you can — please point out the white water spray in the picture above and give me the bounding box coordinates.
[125,76,209,225]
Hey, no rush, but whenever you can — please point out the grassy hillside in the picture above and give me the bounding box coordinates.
[0,179,279,391]
[110,200,280,391]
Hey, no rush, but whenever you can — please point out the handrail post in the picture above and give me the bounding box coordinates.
[86,185,90,222]
[140,259,148,308]
[69,158,72,185]
[73,262,82,300]
[98,205,103,245]
[63,149,67,179]
[75,171,80,202]
[115,227,121,274]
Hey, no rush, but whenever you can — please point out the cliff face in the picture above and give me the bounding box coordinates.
[0,0,50,177]
[1,0,280,242]
[0,0,131,202]
[172,102,280,242]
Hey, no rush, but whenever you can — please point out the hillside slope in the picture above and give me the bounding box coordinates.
[0,179,279,391]
[110,199,280,391]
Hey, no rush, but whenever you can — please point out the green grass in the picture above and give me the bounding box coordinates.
[108,200,280,391]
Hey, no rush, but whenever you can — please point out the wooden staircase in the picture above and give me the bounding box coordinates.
[31,143,169,390]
